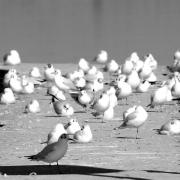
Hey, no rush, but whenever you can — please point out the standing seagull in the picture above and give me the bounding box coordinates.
[91,91,110,115]
[115,105,148,139]
[25,133,69,166]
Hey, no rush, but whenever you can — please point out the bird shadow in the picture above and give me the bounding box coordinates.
[116,136,141,140]
[146,110,163,113]
[0,165,154,179]
[144,169,180,175]
[74,110,86,114]
[44,115,63,118]
[0,164,122,176]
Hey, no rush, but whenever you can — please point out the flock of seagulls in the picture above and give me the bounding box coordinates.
[1,49,180,166]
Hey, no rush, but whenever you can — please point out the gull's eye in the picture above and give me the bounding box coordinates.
[47,64,52,68]
[61,134,67,139]
[171,121,175,125]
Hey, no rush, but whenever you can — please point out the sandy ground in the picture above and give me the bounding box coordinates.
[0,63,180,180]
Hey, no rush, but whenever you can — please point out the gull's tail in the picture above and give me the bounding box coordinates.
[172,97,180,101]
[146,103,151,108]
[24,155,38,161]
[113,122,126,130]
[40,141,47,144]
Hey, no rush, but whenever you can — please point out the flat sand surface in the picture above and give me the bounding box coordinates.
[0,63,180,180]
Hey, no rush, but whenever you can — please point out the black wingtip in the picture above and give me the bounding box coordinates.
[24,155,37,160]
[0,124,5,127]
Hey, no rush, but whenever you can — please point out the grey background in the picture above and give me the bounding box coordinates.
[0,0,180,64]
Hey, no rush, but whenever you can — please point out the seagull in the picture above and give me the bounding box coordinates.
[70,90,94,110]
[91,91,110,114]
[44,64,56,81]
[51,96,74,117]
[29,67,41,78]
[129,52,140,65]
[0,88,16,104]
[104,59,119,73]
[47,85,59,96]
[121,59,134,75]
[85,78,104,92]
[25,133,69,165]
[3,50,21,65]
[54,69,77,92]
[126,68,141,89]
[21,76,35,94]
[171,76,180,98]
[158,119,180,135]
[144,53,158,71]
[92,89,115,122]
[138,63,152,80]
[78,58,90,73]
[42,123,67,145]
[73,77,86,90]
[47,86,66,101]
[168,52,180,72]
[8,75,23,93]
[86,65,98,76]
[115,105,148,139]
[3,68,18,87]
[85,70,104,82]
[24,99,40,113]
[93,88,116,122]
[136,80,151,93]
[73,124,93,143]
[64,118,81,135]
[66,69,84,82]
[147,85,173,110]
[94,50,108,64]
[174,50,180,60]
[115,80,132,104]
[122,105,137,120]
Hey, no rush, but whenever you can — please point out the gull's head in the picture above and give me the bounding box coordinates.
[44,63,54,70]
[54,69,61,76]
[69,118,78,123]
[58,133,69,141]
[97,78,103,83]
[64,103,70,110]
